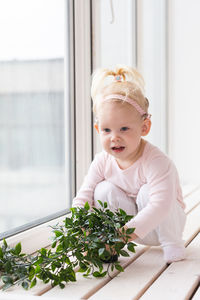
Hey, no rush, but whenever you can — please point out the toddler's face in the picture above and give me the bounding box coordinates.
[97,101,149,169]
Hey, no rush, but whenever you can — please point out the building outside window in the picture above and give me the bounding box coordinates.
[0,0,72,238]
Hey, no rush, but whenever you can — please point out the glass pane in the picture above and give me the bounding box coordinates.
[0,0,71,236]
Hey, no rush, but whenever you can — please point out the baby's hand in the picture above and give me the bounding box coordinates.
[105,243,117,255]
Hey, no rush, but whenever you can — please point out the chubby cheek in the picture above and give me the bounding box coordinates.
[100,135,109,149]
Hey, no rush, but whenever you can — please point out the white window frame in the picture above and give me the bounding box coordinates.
[74,0,93,191]
[0,0,93,249]
[136,0,167,153]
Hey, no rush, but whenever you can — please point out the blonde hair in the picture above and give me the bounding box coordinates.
[91,65,149,115]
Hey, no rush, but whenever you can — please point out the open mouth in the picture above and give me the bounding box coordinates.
[111,146,125,153]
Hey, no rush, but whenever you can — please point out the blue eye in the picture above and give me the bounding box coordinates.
[103,128,111,133]
[121,127,129,131]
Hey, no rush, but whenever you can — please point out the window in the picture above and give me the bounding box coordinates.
[0,0,74,238]
[0,0,171,241]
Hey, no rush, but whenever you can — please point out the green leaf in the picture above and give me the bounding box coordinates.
[121,227,125,234]
[104,202,108,208]
[51,264,56,272]
[65,256,71,264]
[22,281,29,290]
[78,267,87,273]
[97,200,103,207]
[115,264,124,272]
[52,261,61,268]
[51,240,57,248]
[40,248,47,256]
[54,230,63,238]
[65,217,73,226]
[93,271,107,278]
[14,242,22,255]
[92,207,100,213]
[3,238,8,249]
[98,248,105,256]
[126,228,135,235]
[28,266,35,281]
[99,265,103,273]
[30,278,37,288]
[119,250,129,257]
[127,242,136,253]
[0,247,3,258]
[5,261,12,273]
[115,242,125,251]
[2,276,13,284]
[35,256,43,264]
[35,265,41,274]
[70,207,76,214]
[84,202,90,210]
[119,208,127,216]
[125,215,133,223]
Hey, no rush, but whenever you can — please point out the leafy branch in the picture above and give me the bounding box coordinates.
[0,201,136,290]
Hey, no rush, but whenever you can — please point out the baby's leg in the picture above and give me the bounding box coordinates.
[94,182,164,246]
[94,180,137,216]
[134,184,160,246]
[135,184,186,263]
[94,181,137,263]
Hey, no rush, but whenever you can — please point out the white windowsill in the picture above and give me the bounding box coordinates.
[0,215,68,254]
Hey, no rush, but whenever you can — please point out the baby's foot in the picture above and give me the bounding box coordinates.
[163,245,186,263]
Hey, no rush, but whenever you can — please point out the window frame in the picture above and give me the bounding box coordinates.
[74,0,93,191]
[136,0,168,153]
[0,0,93,244]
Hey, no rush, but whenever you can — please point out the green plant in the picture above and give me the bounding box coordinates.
[0,201,136,290]
[0,239,37,290]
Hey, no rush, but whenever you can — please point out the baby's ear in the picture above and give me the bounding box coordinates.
[94,123,99,133]
[141,118,151,136]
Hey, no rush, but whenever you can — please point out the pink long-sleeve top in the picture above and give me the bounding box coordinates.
[72,141,185,239]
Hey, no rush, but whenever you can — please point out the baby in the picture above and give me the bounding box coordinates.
[73,65,186,263]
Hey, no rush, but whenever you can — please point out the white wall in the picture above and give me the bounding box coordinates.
[168,0,200,184]
[137,0,167,152]
[92,0,136,69]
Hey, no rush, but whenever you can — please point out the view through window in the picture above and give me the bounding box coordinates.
[0,0,71,237]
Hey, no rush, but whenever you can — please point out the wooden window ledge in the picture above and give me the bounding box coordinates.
[0,185,200,300]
